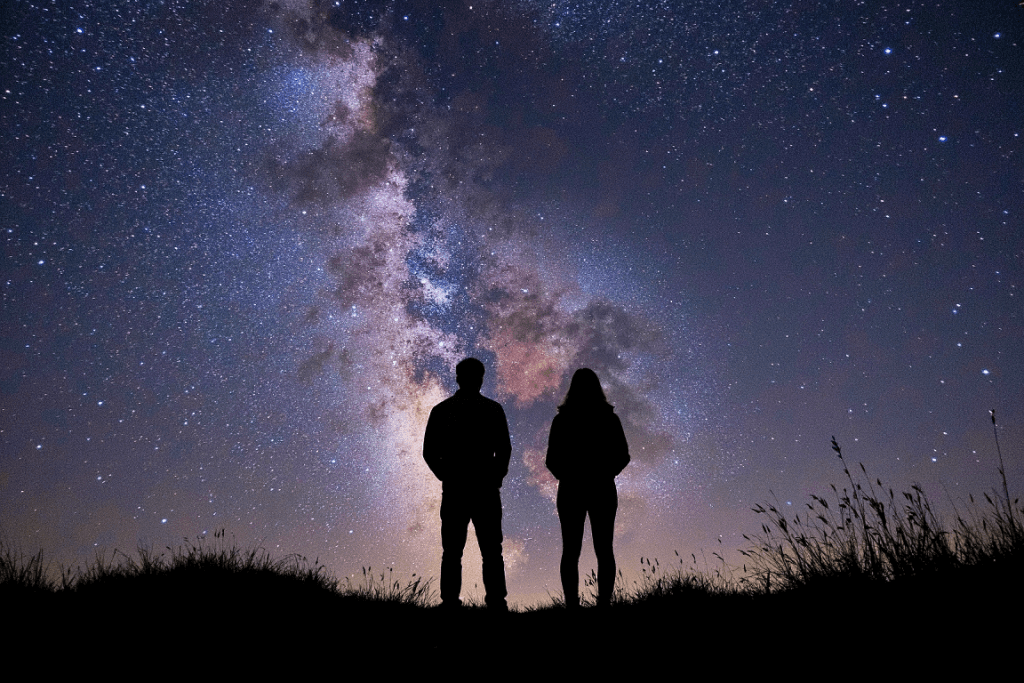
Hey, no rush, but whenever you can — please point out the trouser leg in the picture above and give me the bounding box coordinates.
[557,485,586,607]
[473,488,507,609]
[590,482,619,606]
[440,495,469,606]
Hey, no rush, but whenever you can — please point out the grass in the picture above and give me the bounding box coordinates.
[3,530,442,618]
[0,545,54,594]
[4,462,1020,611]
[738,435,1024,596]
[4,427,1020,670]
[340,565,436,606]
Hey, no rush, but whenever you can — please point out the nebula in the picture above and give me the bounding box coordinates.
[2,1,1020,605]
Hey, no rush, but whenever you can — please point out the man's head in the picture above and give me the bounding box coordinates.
[455,357,485,392]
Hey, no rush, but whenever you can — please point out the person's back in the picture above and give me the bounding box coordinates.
[422,357,512,610]
[424,389,510,490]
[546,402,628,486]
[546,368,630,608]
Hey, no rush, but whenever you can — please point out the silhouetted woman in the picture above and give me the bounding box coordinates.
[546,368,630,608]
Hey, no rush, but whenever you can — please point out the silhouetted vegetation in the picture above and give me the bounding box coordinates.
[5,433,1020,671]
[740,436,1024,593]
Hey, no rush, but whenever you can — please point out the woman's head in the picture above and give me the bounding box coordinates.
[561,368,609,408]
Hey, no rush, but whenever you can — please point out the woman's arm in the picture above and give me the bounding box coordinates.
[608,414,630,477]
[545,414,566,481]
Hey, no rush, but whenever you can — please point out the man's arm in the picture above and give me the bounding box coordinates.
[423,407,444,481]
[494,404,512,486]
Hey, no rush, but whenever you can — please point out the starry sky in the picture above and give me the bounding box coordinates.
[2,0,1022,604]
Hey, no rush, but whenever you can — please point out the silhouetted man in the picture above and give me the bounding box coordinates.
[423,357,512,610]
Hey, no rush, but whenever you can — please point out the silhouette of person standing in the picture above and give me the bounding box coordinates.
[546,368,630,608]
[423,357,512,610]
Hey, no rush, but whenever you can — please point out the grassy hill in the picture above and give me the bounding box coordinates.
[6,440,1021,673]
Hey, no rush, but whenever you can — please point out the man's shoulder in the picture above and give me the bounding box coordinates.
[428,395,458,421]
[477,394,505,410]
[438,391,504,408]
[431,394,458,410]
[429,392,504,418]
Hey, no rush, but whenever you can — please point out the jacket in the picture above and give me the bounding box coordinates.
[423,389,512,490]
[545,403,630,485]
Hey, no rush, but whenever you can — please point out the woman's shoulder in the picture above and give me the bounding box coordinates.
[554,403,617,432]
[558,401,615,414]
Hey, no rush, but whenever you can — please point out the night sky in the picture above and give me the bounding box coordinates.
[3,0,1022,605]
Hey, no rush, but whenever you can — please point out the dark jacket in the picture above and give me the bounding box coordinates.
[423,389,512,491]
[545,403,630,485]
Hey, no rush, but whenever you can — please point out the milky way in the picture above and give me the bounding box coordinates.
[3,1,1022,604]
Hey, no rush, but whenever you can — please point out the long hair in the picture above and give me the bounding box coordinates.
[560,368,610,409]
